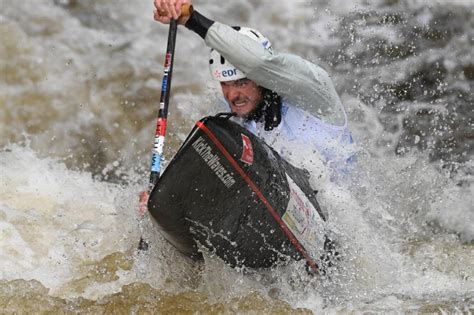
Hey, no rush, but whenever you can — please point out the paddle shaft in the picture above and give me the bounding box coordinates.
[147,4,193,193]
[138,17,179,249]
[147,19,178,192]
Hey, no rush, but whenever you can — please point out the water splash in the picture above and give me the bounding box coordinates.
[1,0,473,312]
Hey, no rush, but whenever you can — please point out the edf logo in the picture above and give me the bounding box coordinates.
[222,69,237,77]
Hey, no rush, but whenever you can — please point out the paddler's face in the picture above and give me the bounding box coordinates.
[221,78,263,117]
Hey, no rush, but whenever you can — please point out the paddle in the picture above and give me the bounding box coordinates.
[138,4,193,249]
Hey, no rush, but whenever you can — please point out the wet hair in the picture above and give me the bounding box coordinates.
[246,88,282,131]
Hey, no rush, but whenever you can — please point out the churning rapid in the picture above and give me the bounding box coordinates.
[1,0,473,313]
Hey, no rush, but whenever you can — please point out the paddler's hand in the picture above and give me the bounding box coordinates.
[153,0,192,25]
[138,191,150,217]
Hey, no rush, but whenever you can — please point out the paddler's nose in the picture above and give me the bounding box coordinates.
[222,85,239,102]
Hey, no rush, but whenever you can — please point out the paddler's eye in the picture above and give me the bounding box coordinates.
[235,78,250,87]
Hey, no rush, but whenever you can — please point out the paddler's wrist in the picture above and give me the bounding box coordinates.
[184,10,215,39]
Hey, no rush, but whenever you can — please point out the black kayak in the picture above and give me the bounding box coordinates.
[148,114,328,273]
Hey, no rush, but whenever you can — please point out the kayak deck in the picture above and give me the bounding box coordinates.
[148,114,327,272]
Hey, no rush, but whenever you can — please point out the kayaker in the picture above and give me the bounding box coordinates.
[153,0,356,178]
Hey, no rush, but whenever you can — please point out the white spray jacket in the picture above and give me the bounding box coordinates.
[205,22,356,176]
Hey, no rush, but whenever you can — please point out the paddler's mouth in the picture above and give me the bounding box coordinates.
[229,98,257,117]
[231,98,250,107]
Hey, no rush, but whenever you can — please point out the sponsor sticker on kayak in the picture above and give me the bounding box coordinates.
[192,136,236,188]
[240,134,254,165]
[282,173,325,253]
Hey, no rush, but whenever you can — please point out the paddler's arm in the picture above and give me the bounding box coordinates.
[153,1,345,125]
[184,12,345,126]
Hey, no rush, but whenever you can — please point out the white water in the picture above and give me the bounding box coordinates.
[1,0,473,312]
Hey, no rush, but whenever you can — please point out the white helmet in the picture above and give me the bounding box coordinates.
[209,26,273,82]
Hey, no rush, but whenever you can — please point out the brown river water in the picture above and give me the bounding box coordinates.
[1,0,473,313]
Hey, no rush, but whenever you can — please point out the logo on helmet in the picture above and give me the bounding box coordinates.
[222,69,238,78]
